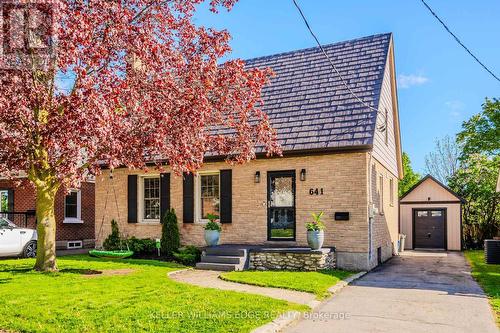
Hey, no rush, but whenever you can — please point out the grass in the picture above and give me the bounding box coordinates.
[0,255,307,333]
[464,250,500,324]
[220,269,354,299]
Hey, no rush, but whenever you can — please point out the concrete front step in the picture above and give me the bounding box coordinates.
[195,262,238,271]
[201,255,243,265]
[204,247,247,257]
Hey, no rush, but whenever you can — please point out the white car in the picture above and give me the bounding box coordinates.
[0,217,37,258]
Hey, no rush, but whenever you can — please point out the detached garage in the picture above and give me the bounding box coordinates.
[400,175,463,250]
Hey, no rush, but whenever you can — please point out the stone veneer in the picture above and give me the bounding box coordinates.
[249,248,335,271]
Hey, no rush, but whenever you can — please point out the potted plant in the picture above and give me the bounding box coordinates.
[204,214,221,247]
[305,212,325,250]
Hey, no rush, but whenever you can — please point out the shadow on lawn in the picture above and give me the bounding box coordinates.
[0,255,184,276]
[59,255,185,269]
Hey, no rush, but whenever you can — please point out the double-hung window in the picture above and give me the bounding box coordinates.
[198,172,220,221]
[143,177,160,221]
[64,190,82,223]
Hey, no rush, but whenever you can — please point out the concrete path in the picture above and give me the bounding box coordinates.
[285,251,498,333]
[169,269,317,306]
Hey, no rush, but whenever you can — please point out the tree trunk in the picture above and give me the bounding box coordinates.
[34,184,58,272]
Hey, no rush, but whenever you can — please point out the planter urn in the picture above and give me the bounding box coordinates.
[204,230,220,247]
[307,230,324,250]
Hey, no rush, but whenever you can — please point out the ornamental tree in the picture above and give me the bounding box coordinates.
[0,0,280,271]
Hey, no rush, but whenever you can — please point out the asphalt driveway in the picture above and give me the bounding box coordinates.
[285,251,498,333]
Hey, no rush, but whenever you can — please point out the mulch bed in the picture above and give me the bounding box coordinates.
[82,268,135,278]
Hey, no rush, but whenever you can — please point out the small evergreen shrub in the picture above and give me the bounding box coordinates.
[161,208,180,258]
[127,237,156,254]
[103,219,121,250]
[173,246,201,266]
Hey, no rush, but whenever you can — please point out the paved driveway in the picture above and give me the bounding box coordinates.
[285,251,498,333]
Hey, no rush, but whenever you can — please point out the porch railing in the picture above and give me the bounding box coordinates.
[0,211,37,229]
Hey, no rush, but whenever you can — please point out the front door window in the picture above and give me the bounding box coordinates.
[268,171,295,240]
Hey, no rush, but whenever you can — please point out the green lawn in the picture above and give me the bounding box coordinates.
[0,256,306,333]
[464,250,500,324]
[220,269,354,299]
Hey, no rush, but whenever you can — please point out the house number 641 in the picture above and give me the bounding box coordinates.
[309,188,324,195]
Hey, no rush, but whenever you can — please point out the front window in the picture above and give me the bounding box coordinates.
[143,177,160,220]
[199,173,220,219]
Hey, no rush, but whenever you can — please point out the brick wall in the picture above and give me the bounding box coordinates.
[369,156,399,266]
[0,179,95,247]
[95,153,372,254]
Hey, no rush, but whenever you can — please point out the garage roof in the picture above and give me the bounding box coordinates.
[400,174,465,203]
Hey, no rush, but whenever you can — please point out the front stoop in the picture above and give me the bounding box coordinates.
[196,247,247,271]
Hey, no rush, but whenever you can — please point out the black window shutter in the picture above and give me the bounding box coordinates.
[220,169,232,223]
[7,189,14,212]
[127,175,138,223]
[160,173,170,222]
[183,173,194,223]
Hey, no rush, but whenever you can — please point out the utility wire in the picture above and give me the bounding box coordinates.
[291,0,380,115]
[420,0,500,83]
[292,0,387,133]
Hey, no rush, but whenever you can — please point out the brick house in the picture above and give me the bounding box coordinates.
[0,179,95,250]
[94,33,403,271]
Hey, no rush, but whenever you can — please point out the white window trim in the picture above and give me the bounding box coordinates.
[63,190,83,224]
[138,174,161,224]
[67,240,83,249]
[194,171,220,224]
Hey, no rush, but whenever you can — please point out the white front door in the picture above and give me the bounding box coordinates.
[0,223,22,256]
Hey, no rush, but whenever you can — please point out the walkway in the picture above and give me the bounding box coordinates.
[169,269,317,306]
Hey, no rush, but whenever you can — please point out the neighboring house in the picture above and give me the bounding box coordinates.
[94,33,403,271]
[0,179,95,250]
[399,175,464,251]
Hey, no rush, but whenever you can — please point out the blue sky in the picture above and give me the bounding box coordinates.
[194,0,500,173]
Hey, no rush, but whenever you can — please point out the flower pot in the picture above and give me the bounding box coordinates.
[204,230,220,247]
[307,230,324,250]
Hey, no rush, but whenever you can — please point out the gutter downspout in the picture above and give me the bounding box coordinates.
[368,152,374,262]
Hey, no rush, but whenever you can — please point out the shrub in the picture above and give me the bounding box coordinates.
[173,246,201,266]
[103,219,121,250]
[161,208,180,258]
[127,237,156,254]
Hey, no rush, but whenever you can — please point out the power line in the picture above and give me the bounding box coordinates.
[420,0,500,83]
[291,0,380,115]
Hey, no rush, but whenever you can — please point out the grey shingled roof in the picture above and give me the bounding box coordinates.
[246,33,392,153]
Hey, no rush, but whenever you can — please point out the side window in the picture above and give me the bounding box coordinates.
[389,178,394,206]
[379,174,384,213]
[64,190,81,222]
